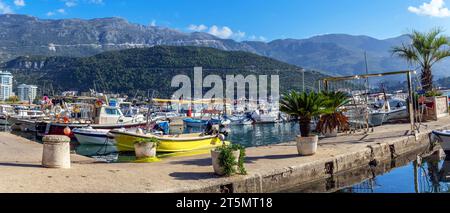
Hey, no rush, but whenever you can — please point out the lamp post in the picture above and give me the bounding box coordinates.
[302,68,305,92]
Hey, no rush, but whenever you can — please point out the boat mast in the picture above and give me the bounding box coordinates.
[364,52,370,132]
[146,90,155,129]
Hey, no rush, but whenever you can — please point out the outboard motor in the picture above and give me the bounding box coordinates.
[204,120,219,136]
[153,121,170,135]
[219,124,230,137]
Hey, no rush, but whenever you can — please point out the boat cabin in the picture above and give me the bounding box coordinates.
[0,105,14,115]
[95,106,125,125]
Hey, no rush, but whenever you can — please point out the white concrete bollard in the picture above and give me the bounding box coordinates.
[42,135,71,169]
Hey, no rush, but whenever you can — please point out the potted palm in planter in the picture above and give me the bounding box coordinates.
[392,28,450,121]
[316,91,350,137]
[280,91,327,156]
[211,144,247,176]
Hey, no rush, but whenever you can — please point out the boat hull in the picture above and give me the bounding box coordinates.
[73,129,115,146]
[183,118,207,128]
[43,122,148,139]
[112,130,228,152]
[12,119,38,132]
[0,117,8,125]
[433,130,450,153]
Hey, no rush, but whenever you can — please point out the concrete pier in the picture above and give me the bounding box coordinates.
[0,117,449,193]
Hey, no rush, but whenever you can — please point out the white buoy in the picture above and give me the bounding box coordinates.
[42,135,71,169]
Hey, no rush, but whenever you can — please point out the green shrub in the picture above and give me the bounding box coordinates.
[215,144,247,176]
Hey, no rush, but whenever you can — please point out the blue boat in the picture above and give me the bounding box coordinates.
[183,118,208,127]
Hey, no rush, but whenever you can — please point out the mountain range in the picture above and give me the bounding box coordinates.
[0,14,449,78]
[2,46,326,97]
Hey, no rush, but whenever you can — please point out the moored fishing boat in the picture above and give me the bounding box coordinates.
[432,130,450,154]
[110,129,229,152]
[38,104,148,138]
[183,118,208,127]
[72,121,170,145]
[73,127,115,146]
[224,115,253,125]
[368,98,408,126]
[250,110,279,124]
[0,105,14,125]
[8,109,46,126]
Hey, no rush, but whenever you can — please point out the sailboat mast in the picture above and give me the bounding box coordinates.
[364,52,370,132]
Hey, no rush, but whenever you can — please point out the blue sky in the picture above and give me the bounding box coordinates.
[1,0,450,41]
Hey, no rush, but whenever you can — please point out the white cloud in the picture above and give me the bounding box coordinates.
[208,25,233,39]
[249,35,267,42]
[233,31,246,40]
[188,24,208,32]
[150,20,156,27]
[46,11,55,16]
[64,0,77,7]
[13,0,25,7]
[0,1,13,14]
[408,0,450,17]
[187,24,264,41]
[57,8,65,14]
[89,0,103,4]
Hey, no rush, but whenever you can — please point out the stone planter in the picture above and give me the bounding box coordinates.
[211,149,240,176]
[42,135,71,169]
[323,128,338,137]
[134,142,157,159]
[296,135,318,156]
[424,96,449,121]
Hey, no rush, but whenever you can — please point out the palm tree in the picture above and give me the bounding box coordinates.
[316,91,350,134]
[280,91,328,137]
[391,28,450,92]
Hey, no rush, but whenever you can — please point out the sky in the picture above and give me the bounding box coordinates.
[0,0,450,41]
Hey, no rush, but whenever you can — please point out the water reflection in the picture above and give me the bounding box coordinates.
[339,150,450,193]
[280,149,450,193]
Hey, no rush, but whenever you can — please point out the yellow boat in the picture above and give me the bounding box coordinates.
[110,129,229,152]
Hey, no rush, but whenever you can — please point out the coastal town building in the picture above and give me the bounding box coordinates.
[17,84,38,102]
[0,71,13,101]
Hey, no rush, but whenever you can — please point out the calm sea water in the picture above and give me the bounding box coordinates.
[279,149,450,193]
[338,157,450,193]
[180,122,300,148]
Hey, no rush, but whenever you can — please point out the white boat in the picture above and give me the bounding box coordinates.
[73,127,115,146]
[8,110,47,132]
[41,105,148,138]
[151,112,180,121]
[73,119,171,146]
[225,115,253,125]
[432,130,450,153]
[0,105,14,125]
[251,110,279,124]
[368,98,409,126]
[8,110,46,126]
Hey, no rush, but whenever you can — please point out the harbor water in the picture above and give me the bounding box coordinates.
[5,122,301,162]
[280,149,450,193]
